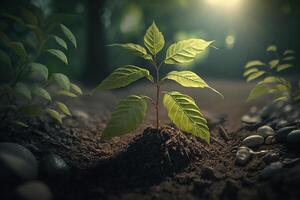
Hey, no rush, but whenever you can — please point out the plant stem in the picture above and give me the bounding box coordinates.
[156,67,160,130]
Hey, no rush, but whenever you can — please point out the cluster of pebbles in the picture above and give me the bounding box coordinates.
[236,100,300,177]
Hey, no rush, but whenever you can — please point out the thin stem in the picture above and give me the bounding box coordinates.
[156,66,160,130]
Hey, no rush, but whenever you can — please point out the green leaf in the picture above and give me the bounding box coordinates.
[247,84,269,101]
[13,121,29,128]
[165,39,213,65]
[277,64,293,72]
[29,62,48,80]
[95,65,153,91]
[163,71,223,97]
[109,43,151,60]
[143,22,165,55]
[46,108,63,123]
[246,71,266,82]
[20,7,38,25]
[258,76,279,85]
[283,50,295,56]
[53,36,68,50]
[244,60,265,69]
[56,101,71,116]
[31,85,51,101]
[52,73,70,90]
[57,90,77,97]
[19,104,43,117]
[243,68,259,77]
[163,91,210,143]
[102,95,148,139]
[269,59,279,68]
[266,45,277,52]
[46,49,68,65]
[282,56,295,62]
[14,82,31,100]
[0,49,11,66]
[273,96,288,102]
[70,83,82,94]
[9,42,27,58]
[60,24,77,48]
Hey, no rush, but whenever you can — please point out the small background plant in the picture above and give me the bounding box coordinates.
[95,22,223,144]
[0,4,82,127]
[243,45,299,103]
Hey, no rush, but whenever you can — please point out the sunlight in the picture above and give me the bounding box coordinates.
[206,0,243,10]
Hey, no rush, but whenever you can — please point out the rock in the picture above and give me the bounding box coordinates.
[249,106,258,116]
[13,181,52,200]
[276,120,290,129]
[258,105,273,119]
[262,152,280,164]
[39,154,70,182]
[0,143,38,185]
[242,135,264,148]
[235,148,251,166]
[283,104,292,113]
[257,126,275,138]
[265,136,276,144]
[241,115,261,124]
[287,130,300,144]
[260,162,283,179]
[72,109,89,120]
[275,126,297,142]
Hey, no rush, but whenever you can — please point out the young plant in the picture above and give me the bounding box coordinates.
[0,5,82,127]
[95,22,223,144]
[243,45,298,103]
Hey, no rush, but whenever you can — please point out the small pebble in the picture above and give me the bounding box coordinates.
[235,148,251,166]
[275,126,297,142]
[257,126,275,138]
[242,135,264,148]
[241,115,261,124]
[287,130,300,144]
[14,181,52,200]
[265,135,276,145]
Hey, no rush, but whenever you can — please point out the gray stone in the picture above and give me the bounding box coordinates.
[14,181,52,200]
[265,136,276,145]
[241,115,261,124]
[257,126,275,138]
[0,143,38,185]
[235,148,251,166]
[40,154,70,181]
[275,126,297,142]
[260,162,283,179]
[242,135,264,148]
[276,120,289,129]
[287,130,300,144]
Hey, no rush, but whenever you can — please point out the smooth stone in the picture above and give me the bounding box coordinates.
[242,135,264,148]
[0,143,38,185]
[283,104,292,113]
[258,105,273,119]
[265,136,276,145]
[235,149,251,166]
[249,106,258,116]
[241,115,261,124]
[275,126,297,142]
[14,181,52,200]
[287,130,300,144]
[276,120,289,129]
[257,125,275,138]
[262,152,280,164]
[39,154,70,182]
[260,162,283,179]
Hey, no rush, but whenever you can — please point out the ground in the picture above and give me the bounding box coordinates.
[1,80,300,200]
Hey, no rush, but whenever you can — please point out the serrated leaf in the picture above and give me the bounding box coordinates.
[109,43,151,60]
[258,76,279,85]
[244,60,265,69]
[283,50,295,56]
[247,84,269,101]
[144,22,164,55]
[165,39,213,65]
[31,85,51,101]
[46,49,68,65]
[14,82,31,100]
[9,42,27,58]
[282,56,295,62]
[20,7,38,25]
[0,49,11,66]
[52,73,70,90]
[70,83,82,94]
[95,65,153,91]
[243,68,259,77]
[57,90,77,97]
[46,108,63,123]
[163,71,223,97]
[269,59,279,68]
[29,62,48,80]
[246,71,266,82]
[56,101,71,116]
[19,104,43,117]
[277,64,293,72]
[102,95,148,139]
[163,91,210,143]
[60,24,77,48]
[53,36,67,50]
[266,45,277,52]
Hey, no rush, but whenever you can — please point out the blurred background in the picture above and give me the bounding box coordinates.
[0,0,300,85]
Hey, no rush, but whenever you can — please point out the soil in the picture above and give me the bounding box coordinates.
[1,81,300,200]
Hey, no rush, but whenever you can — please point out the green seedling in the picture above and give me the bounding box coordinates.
[95,22,223,144]
[0,5,82,126]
